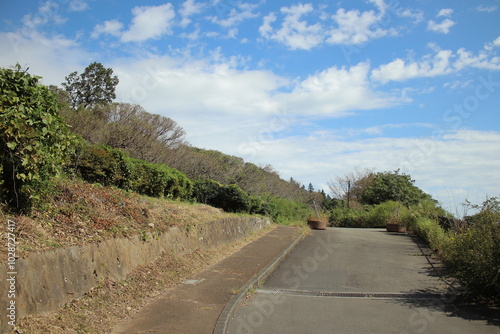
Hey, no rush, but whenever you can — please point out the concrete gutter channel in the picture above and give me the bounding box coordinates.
[213,230,305,334]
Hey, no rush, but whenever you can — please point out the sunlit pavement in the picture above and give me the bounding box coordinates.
[227,228,500,334]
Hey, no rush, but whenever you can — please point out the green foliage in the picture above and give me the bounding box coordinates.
[262,196,311,225]
[442,197,500,297]
[72,141,192,200]
[193,179,251,213]
[129,159,192,199]
[0,65,75,211]
[62,62,119,109]
[413,217,448,251]
[362,169,431,207]
[73,142,132,188]
[330,201,408,228]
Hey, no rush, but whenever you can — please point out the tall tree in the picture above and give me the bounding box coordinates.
[62,62,119,109]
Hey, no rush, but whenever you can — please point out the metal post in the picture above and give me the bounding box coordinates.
[347,180,351,209]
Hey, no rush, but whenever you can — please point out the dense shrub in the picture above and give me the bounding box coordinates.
[329,201,407,228]
[442,198,500,297]
[262,196,311,225]
[330,207,368,227]
[1,65,74,211]
[72,142,192,200]
[413,217,448,252]
[193,179,251,213]
[73,143,132,188]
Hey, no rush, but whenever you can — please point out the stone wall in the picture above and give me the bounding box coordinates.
[0,216,270,333]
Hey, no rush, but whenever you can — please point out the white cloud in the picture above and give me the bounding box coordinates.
[327,2,396,45]
[371,43,500,84]
[397,8,424,23]
[210,2,259,29]
[371,49,454,83]
[91,20,124,38]
[121,3,176,42]
[485,36,500,50]
[68,0,89,12]
[437,8,453,17]
[427,18,455,34]
[179,0,206,27]
[22,1,68,29]
[454,48,500,70]
[259,3,324,50]
[281,62,406,116]
[476,5,498,12]
[112,55,286,117]
[0,31,92,85]
[427,9,455,34]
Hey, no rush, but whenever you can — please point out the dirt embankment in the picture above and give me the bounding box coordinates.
[0,178,272,333]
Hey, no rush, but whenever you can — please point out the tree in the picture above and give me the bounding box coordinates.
[328,167,374,204]
[101,103,186,163]
[362,169,432,207]
[62,62,119,109]
[0,65,74,211]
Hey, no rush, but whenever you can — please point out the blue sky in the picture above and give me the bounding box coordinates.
[1,0,499,215]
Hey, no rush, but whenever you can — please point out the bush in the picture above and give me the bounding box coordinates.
[73,143,132,188]
[263,196,311,225]
[442,198,500,297]
[329,201,405,228]
[193,179,251,213]
[73,142,192,200]
[413,217,448,252]
[1,65,75,211]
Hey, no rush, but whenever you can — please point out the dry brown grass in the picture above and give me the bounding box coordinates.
[0,177,236,261]
[0,177,274,333]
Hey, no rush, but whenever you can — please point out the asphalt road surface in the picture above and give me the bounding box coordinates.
[227,228,500,334]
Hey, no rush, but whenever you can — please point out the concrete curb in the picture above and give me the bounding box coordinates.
[213,230,306,334]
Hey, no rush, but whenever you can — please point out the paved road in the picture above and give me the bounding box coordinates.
[227,228,500,334]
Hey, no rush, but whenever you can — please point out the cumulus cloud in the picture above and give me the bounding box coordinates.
[259,0,400,49]
[371,49,454,83]
[210,2,259,29]
[121,3,176,42]
[259,3,324,50]
[485,36,500,50]
[454,48,500,70]
[326,1,396,45]
[427,9,455,34]
[371,44,500,84]
[179,0,205,27]
[91,19,124,38]
[437,8,453,17]
[396,8,424,23]
[281,62,406,116]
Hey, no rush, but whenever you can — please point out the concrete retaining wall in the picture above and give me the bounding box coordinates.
[0,216,270,333]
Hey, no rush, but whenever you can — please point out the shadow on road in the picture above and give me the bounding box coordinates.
[394,288,500,329]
